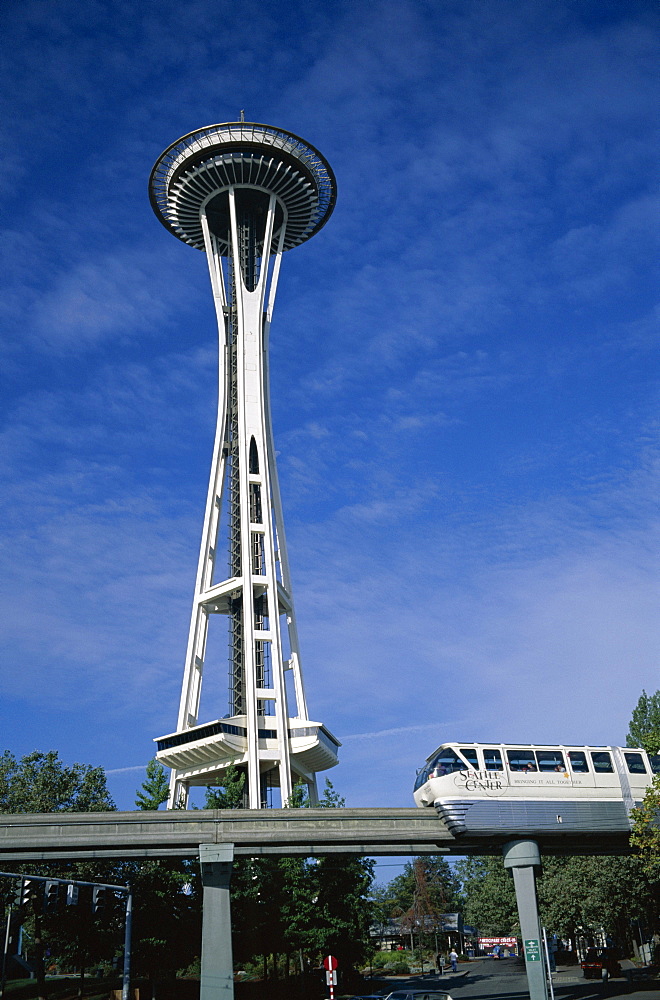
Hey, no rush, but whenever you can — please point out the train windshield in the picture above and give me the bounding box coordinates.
[414,746,473,788]
[430,747,471,773]
[649,756,660,774]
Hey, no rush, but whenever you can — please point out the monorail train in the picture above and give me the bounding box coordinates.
[414,743,660,837]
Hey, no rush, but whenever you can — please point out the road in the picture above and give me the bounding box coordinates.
[364,957,660,1000]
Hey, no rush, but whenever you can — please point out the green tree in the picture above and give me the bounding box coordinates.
[0,750,115,813]
[0,751,116,999]
[369,884,399,948]
[539,855,657,955]
[203,764,246,808]
[303,855,375,968]
[230,777,374,977]
[39,866,126,996]
[318,778,346,808]
[286,777,345,808]
[286,779,310,808]
[389,856,461,917]
[627,689,660,755]
[455,856,519,935]
[631,776,660,882]
[135,759,170,810]
[121,860,201,996]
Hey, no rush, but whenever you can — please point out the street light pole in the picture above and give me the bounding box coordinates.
[122,890,133,1000]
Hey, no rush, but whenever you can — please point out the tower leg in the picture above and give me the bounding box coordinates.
[502,840,548,1000]
[200,844,234,1000]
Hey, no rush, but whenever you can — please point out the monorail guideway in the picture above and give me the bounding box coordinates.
[413,742,658,1000]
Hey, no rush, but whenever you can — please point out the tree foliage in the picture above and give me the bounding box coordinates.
[627,687,660,915]
[38,864,127,987]
[135,759,170,810]
[0,751,116,998]
[204,764,246,809]
[306,855,375,966]
[0,750,115,813]
[229,777,373,973]
[627,689,660,755]
[387,856,461,920]
[631,775,660,880]
[120,860,201,984]
[287,777,346,808]
[317,778,346,808]
[454,856,518,935]
[539,855,657,952]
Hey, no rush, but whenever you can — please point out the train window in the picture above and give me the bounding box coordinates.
[459,747,479,768]
[568,751,589,773]
[591,751,614,773]
[624,752,647,774]
[649,756,660,775]
[414,766,431,791]
[536,750,566,772]
[484,749,503,771]
[429,747,468,774]
[507,750,537,772]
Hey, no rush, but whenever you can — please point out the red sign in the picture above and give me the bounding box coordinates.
[323,955,338,971]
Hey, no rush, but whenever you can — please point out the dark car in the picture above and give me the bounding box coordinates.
[581,948,621,980]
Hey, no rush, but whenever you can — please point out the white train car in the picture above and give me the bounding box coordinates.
[414,743,660,837]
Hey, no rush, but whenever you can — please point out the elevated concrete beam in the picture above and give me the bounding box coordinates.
[0,808,630,862]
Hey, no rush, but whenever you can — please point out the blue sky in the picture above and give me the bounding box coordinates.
[0,0,658,822]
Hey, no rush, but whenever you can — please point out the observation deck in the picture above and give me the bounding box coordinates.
[155,715,340,788]
[149,122,336,253]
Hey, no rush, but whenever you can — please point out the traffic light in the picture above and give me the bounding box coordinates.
[13,879,23,907]
[66,883,79,906]
[22,879,41,911]
[44,881,60,913]
[92,886,106,913]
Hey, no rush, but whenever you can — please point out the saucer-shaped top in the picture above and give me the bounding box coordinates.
[149,122,336,253]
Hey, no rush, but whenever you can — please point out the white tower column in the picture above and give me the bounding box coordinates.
[149,123,341,808]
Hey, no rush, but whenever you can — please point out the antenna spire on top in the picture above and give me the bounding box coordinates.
[239,109,245,122]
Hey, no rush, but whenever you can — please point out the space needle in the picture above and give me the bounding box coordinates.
[149,122,340,809]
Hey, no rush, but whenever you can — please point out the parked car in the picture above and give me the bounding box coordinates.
[581,948,621,980]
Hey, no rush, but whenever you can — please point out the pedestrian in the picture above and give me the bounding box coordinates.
[449,948,458,972]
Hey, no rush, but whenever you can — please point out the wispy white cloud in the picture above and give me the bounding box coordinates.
[105,765,149,775]
[341,724,439,743]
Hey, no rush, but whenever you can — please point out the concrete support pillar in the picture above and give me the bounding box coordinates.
[502,839,548,1000]
[199,844,235,1000]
